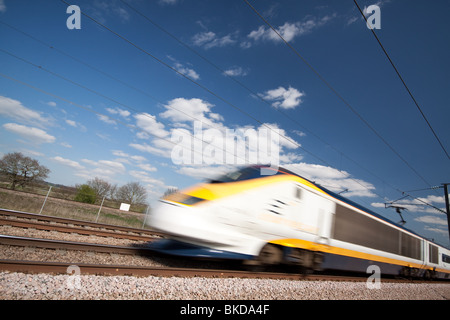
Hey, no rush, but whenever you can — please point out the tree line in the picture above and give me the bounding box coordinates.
[0,152,148,206]
[77,178,147,205]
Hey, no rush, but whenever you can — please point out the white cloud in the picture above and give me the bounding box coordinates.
[130,142,171,158]
[284,162,377,198]
[0,96,52,128]
[66,120,77,127]
[112,150,129,158]
[81,159,126,173]
[417,195,445,204]
[65,119,87,132]
[223,66,248,77]
[192,31,236,49]
[106,107,131,118]
[415,215,448,226]
[259,86,304,109]
[172,61,200,80]
[129,97,302,175]
[137,163,157,172]
[0,0,6,13]
[192,31,215,46]
[21,149,44,157]
[176,165,232,180]
[112,150,148,163]
[248,21,316,42]
[75,157,127,181]
[99,160,126,172]
[134,113,169,139]
[159,0,177,5]
[97,114,117,125]
[246,15,335,46]
[3,123,56,144]
[52,156,85,170]
[81,159,125,173]
[129,170,165,187]
[160,98,223,127]
[90,0,130,23]
[424,226,448,236]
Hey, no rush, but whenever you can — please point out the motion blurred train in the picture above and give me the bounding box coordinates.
[148,165,450,279]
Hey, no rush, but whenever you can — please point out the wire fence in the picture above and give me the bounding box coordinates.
[0,183,151,229]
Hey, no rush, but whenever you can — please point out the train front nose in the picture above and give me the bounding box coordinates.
[148,200,195,237]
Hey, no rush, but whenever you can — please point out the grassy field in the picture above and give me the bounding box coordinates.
[0,188,151,229]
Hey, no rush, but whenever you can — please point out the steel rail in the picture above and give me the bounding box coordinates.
[0,217,157,241]
[0,259,320,280]
[0,234,153,255]
[2,259,438,283]
[0,208,163,237]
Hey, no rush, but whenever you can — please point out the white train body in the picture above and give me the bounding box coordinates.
[149,166,450,279]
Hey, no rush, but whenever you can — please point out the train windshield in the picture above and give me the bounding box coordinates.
[209,166,285,183]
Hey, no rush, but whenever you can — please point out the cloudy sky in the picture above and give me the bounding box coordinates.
[0,0,449,246]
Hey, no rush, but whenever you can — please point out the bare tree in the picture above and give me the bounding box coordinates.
[163,187,178,198]
[116,182,147,205]
[87,177,112,198]
[0,152,50,190]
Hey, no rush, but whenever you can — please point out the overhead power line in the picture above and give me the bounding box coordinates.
[54,0,404,204]
[115,1,443,210]
[60,0,441,205]
[353,0,450,161]
[1,4,442,222]
[243,0,434,189]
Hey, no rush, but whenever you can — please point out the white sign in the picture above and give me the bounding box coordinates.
[120,203,130,211]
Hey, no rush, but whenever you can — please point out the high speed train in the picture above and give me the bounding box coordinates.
[148,165,450,279]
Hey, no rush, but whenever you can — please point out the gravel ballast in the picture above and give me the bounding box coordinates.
[0,271,449,300]
[1,224,449,300]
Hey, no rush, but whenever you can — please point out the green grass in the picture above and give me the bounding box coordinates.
[0,188,151,229]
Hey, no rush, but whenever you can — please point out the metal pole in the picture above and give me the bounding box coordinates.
[443,183,450,244]
[39,186,52,214]
[95,196,106,223]
[142,205,150,228]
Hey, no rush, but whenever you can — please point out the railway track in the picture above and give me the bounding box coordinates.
[0,259,314,280]
[0,233,312,280]
[0,234,441,283]
[0,209,447,284]
[0,208,163,241]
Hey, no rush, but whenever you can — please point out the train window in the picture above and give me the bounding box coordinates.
[429,244,439,264]
[400,232,422,260]
[443,254,450,264]
[209,166,271,183]
[332,204,425,259]
[333,204,400,255]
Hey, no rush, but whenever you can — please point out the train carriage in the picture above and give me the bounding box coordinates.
[148,165,450,279]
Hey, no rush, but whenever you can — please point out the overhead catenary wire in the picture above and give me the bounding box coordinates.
[0,71,232,166]
[0,15,420,209]
[107,1,447,218]
[60,0,445,215]
[0,49,258,166]
[0,15,399,215]
[242,0,435,189]
[1,3,443,223]
[117,0,407,202]
[1,2,387,208]
[353,0,450,161]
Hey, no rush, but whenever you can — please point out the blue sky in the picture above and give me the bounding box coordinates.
[0,0,449,246]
